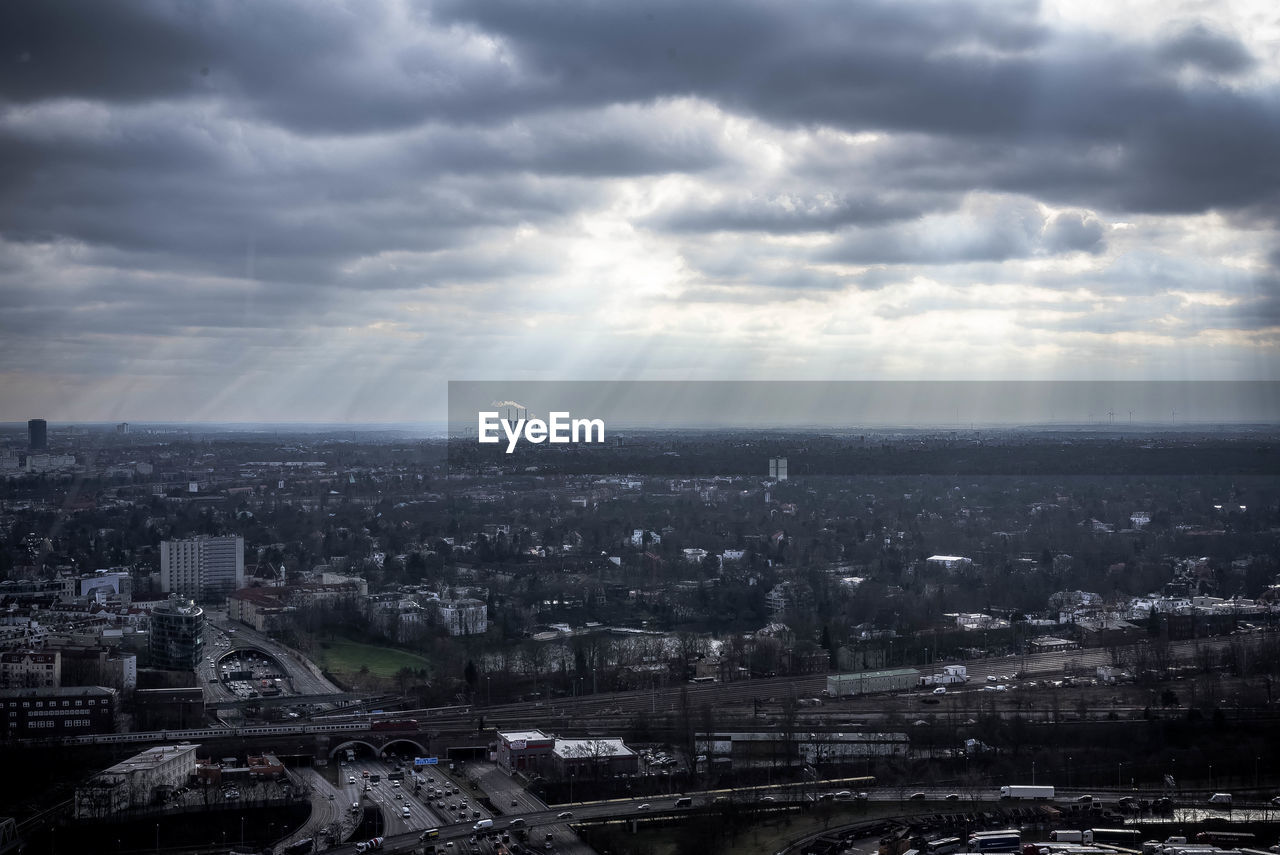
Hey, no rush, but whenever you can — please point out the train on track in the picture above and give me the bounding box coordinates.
[13,706,472,747]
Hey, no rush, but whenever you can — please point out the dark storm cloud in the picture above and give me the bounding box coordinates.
[817,199,1107,266]
[1156,22,1257,75]
[434,0,1277,219]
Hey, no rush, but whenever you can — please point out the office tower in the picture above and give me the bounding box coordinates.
[28,419,47,450]
[148,596,205,670]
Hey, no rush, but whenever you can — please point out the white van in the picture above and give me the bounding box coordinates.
[473,819,494,832]
[1208,793,1233,806]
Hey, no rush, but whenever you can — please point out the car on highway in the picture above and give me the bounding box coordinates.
[945,793,960,800]
[637,803,651,811]
[933,687,947,695]
[348,776,356,784]
[1076,794,1093,803]
[759,796,776,802]
[908,792,927,800]
[557,811,573,819]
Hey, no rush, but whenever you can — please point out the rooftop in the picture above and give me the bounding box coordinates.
[498,729,551,744]
[0,685,115,699]
[553,737,634,759]
[101,743,198,775]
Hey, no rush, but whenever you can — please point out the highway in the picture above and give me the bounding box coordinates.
[323,781,1280,855]
[208,611,342,697]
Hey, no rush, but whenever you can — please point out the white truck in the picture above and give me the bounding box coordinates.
[999,785,1054,800]
[921,665,969,686]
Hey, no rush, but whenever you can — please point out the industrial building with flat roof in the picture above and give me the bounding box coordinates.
[75,743,198,818]
[551,737,639,778]
[826,668,920,697]
[496,729,555,772]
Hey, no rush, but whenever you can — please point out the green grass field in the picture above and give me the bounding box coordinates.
[318,638,432,679]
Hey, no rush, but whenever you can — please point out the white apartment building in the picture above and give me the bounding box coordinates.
[75,743,198,818]
[438,598,488,636]
[160,536,244,601]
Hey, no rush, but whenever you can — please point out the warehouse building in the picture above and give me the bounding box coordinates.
[551,737,639,778]
[826,668,920,697]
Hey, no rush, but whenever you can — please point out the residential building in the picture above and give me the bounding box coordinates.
[926,555,973,572]
[226,587,289,632]
[438,598,488,636]
[160,535,244,601]
[0,649,60,689]
[25,453,76,473]
[0,685,117,739]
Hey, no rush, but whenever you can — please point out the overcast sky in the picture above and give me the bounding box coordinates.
[2,0,1278,423]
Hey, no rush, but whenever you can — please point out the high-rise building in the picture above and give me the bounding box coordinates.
[27,419,47,450]
[148,596,205,671]
[159,535,244,600]
[768,457,788,481]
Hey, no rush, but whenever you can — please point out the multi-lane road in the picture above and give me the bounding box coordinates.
[276,754,599,855]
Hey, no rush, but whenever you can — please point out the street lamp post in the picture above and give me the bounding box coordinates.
[1067,756,1072,789]
[1118,761,1124,788]
[1032,760,1036,786]
[154,823,159,854]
